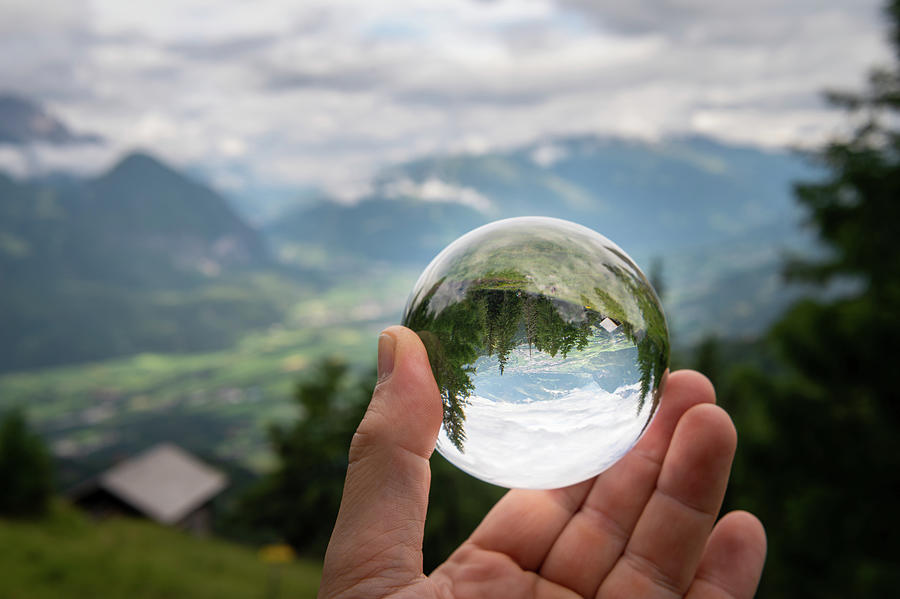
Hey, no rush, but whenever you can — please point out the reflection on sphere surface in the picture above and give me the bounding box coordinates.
[402,217,669,489]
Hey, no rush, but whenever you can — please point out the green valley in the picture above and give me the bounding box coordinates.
[0,271,414,478]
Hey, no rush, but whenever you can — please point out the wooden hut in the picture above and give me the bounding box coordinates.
[70,443,227,534]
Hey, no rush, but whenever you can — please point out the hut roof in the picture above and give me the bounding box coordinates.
[90,443,227,524]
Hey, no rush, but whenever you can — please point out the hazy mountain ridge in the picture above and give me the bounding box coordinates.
[1,152,270,286]
[0,153,284,372]
[86,153,271,279]
[270,134,818,345]
[274,135,816,266]
[267,197,485,266]
[1,130,820,372]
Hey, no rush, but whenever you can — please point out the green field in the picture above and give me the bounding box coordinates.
[0,503,322,599]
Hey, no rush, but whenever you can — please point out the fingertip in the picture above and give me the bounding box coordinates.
[367,326,443,458]
[379,325,430,374]
[680,403,737,452]
[637,372,720,461]
[380,324,420,343]
[720,510,767,560]
[667,370,717,405]
[691,511,768,599]
[658,403,737,514]
[378,326,440,405]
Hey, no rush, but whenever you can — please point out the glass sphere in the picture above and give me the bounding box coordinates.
[402,217,669,489]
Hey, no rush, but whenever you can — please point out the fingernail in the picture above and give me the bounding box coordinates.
[377,333,395,382]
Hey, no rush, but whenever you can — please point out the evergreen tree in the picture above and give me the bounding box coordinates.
[648,256,666,302]
[0,409,53,518]
[234,359,367,554]
[724,3,900,595]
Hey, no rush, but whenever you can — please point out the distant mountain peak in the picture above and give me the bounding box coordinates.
[100,152,215,197]
[86,149,271,268]
[0,93,103,146]
[107,151,177,178]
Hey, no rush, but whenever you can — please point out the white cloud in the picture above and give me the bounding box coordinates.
[0,143,121,178]
[383,177,494,213]
[0,0,891,193]
[0,147,28,177]
[530,143,570,167]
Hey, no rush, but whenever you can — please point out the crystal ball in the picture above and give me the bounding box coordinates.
[402,217,669,489]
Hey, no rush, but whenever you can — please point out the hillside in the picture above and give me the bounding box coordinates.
[1,152,270,287]
[0,503,321,599]
[268,197,485,266]
[0,153,289,372]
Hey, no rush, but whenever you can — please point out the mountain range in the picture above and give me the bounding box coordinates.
[0,96,821,372]
[268,135,818,345]
[269,135,815,267]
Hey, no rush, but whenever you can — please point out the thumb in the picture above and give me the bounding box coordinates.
[320,325,444,595]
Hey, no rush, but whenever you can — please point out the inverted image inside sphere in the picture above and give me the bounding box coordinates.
[402,217,669,490]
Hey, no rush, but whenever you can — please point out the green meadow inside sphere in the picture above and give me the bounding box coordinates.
[402,217,670,489]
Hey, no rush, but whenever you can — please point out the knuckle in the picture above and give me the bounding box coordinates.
[348,405,389,464]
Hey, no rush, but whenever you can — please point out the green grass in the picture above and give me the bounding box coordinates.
[0,503,322,599]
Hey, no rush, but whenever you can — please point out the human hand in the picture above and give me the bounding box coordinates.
[318,326,766,598]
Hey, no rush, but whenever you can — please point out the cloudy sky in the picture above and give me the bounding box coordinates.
[0,0,891,198]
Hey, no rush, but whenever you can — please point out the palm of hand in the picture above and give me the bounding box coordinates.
[318,329,765,599]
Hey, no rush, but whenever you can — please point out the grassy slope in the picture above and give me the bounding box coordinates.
[0,503,322,599]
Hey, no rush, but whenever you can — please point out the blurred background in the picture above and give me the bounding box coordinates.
[1,0,897,597]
